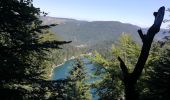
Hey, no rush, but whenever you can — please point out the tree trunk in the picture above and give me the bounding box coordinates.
[124,81,138,100]
[117,6,165,100]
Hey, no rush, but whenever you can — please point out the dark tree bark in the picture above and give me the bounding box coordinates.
[118,6,165,100]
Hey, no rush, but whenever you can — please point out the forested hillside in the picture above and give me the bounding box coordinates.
[41,16,168,57]
[41,16,167,45]
[42,16,140,45]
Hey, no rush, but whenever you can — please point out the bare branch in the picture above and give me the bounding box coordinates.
[153,12,158,18]
[154,7,165,28]
[118,56,128,77]
[148,6,165,35]
[133,6,165,80]
[117,6,165,100]
[138,29,145,42]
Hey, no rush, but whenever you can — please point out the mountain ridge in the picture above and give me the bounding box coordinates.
[41,16,167,47]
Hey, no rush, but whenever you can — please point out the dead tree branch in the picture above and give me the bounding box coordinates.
[117,6,165,100]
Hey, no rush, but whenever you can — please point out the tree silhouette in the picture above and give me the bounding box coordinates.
[0,0,70,99]
[118,6,165,100]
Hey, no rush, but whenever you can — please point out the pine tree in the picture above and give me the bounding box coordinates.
[66,59,92,100]
[144,41,170,100]
[91,33,140,99]
[0,0,70,99]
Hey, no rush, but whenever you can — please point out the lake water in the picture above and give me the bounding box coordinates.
[51,58,101,100]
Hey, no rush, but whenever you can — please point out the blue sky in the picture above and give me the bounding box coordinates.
[33,0,170,28]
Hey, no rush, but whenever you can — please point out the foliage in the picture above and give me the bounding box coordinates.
[139,8,170,99]
[141,40,170,100]
[91,33,169,100]
[0,0,69,99]
[112,33,140,72]
[66,59,92,100]
[50,17,140,46]
[91,33,140,99]
[52,44,86,66]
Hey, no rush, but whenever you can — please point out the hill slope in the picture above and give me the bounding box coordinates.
[41,16,167,48]
[41,17,140,45]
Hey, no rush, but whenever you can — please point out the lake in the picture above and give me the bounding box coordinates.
[51,57,101,100]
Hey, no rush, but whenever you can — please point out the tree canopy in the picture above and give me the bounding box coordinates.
[0,0,70,99]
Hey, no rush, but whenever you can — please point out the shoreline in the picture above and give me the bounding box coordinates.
[49,53,92,78]
[49,56,77,78]
[49,63,64,78]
